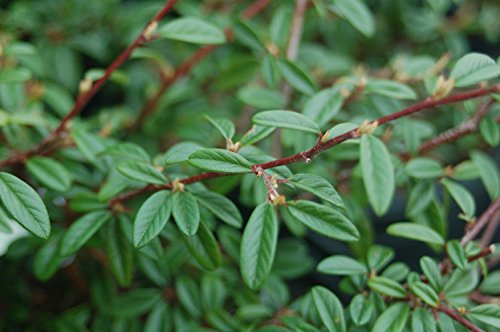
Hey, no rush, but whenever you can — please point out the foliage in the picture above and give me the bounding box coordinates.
[0,0,500,331]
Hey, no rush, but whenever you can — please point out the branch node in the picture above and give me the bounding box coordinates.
[171,178,185,192]
[357,120,378,136]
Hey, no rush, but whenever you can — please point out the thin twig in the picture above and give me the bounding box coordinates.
[0,0,178,169]
[438,304,483,332]
[480,210,500,248]
[461,197,500,246]
[110,85,500,207]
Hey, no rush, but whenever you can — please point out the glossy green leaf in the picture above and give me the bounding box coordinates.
[240,203,278,290]
[158,17,226,45]
[253,110,320,134]
[117,161,167,185]
[0,172,50,239]
[240,125,275,146]
[479,270,500,295]
[360,135,395,216]
[238,87,285,109]
[368,277,407,299]
[60,210,111,256]
[372,303,409,332]
[287,173,344,209]
[0,68,32,83]
[193,190,242,228]
[287,200,359,241]
[366,80,417,100]
[133,191,172,248]
[330,0,375,37]
[420,256,443,291]
[450,53,500,87]
[367,245,395,271]
[312,286,346,332]
[387,222,445,245]
[349,294,374,326]
[302,89,344,127]
[277,59,317,95]
[441,179,476,219]
[204,115,235,141]
[26,156,72,192]
[411,307,436,332]
[163,141,204,165]
[410,281,439,307]
[317,255,367,275]
[468,304,500,328]
[172,191,200,236]
[479,116,500,147]
[188,148,252,173]
[471,151,500,199]
[105,219,133,287]
[382,262,410,282]
[447,240,468,270]
[183,220,221,270]
[405,158,443,179]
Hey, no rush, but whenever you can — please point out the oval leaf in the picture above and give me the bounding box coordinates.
[366,80,417,100]
[133,191,172,248]
[317,255,367,275]
[188,148,252,173]
[387,222,444,245]
[446,240,468,270]
[193,190,242,228]
[26,156,72,192]
[183,220,221,270]
[240,203,278,290]
[117,161,167,185]
[312,286,346,332]
[450,53,500,87]
[287,173,344,209]
[331,0,375,37]
[287,200,359,241]
[368,276,407,299]
[360,135,395,216]
[172,191,200,236]
[253,110,320,134]
[157,17,226,45]
[349,294,374,326]
[0,172,50,239]
[410,281,439,307]
[441,179,476,219]
[372,303,409,332]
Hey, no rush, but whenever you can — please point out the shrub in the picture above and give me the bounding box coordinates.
[0,0,499,331]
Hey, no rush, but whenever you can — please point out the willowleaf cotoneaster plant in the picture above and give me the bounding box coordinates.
[0,0,499,331]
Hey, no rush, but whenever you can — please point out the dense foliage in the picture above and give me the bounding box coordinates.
[0,0,499,331]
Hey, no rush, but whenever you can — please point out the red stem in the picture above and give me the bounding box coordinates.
[0,0,178,169]
[467,245,495,263]
[438,304,483,332]
[461,197,500,246]
[110,85,499,206]
[240,0,271,20]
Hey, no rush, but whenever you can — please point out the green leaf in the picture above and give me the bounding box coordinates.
[287,173,344,209]
[105,219,133,287]
[237,87,285,109]
[311,286,346,332]
[410,281,440,307]
[0,67,32,83]
[471,151,500,200]
[468,304,500,328]
[302,89,344,127]
[450,53,500,87]
[366,80,417,100]
[33,236,63,281]
[479,116,500,147]
[175,276,202,318]
[253,110,320,134]
[204,115,235,141]
[287,200,359,241]
[162,141,204,165]
[133,191,172,248]
[183,220,221,270]
[0,172,50,239]
[188,148,252,173]
[387,222,445,245]
[480,270,500,295]
[411,307,436,332]
[100,142,150,163]
[277,59,317,95]
[117,161,167,185]
[144,302,171,332]
[372,303,409,332]
[60,210,111,256]
[26,156,72,192]
[420,256,443,291]
[157,17,226,45]
[405,158,443,179]
[368,277,407,299]
[349,294,374,326]
[240,125,275,146]
[441,179,476,219]
[406,181,434,216]
[447,240,468,270]
[360,135,395,216]
[193,190,242,228]
[330,0,375,37]
[172,191,200,236]
[240,203,278,290]
[317,255,367,275]
[367,245,394,271]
